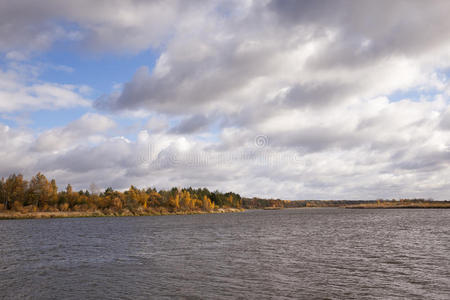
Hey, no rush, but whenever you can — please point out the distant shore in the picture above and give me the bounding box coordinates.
[343,203,450,209]
[345,206,450,209]
[0,208,244,220]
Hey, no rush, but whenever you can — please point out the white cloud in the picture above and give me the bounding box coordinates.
[2,1,450,199]
[33,113,115,152]
[0,66,91,112]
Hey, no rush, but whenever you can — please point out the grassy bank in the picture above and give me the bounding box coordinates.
[0,208,244,220]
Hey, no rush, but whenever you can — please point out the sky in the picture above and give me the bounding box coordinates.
[1,0,450,200]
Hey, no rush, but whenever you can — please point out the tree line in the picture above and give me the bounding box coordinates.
[0,173,242,214]
[2,173,448,215]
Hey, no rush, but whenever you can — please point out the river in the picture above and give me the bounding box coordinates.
[1,208,449,299]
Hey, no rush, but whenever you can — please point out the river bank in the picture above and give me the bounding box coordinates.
[0,208,244,220]
[344,203,450,209]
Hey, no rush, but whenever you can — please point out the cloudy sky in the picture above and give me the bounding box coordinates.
[1,0,450,200]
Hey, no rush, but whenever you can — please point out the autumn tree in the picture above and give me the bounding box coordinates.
[180,190,193,210]
[3,174,27,209]
[147,190,162,207]
[168,193,180,211]
[28,173,52,209]
[0,172,243,213]
[125,185,148,211]
[202,195,212,211]
[49,179,58,207]
[0,178,6,209]
[89,183,99,195]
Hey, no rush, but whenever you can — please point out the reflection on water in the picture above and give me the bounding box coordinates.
[1,208,449,299]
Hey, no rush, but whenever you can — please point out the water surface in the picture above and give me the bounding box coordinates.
[1,208,449,299]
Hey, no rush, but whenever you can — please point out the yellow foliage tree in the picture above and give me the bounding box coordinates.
[202,195,212,211]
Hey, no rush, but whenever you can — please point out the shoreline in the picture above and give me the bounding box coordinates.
[2,205,449,219]
[0,208,244,220]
